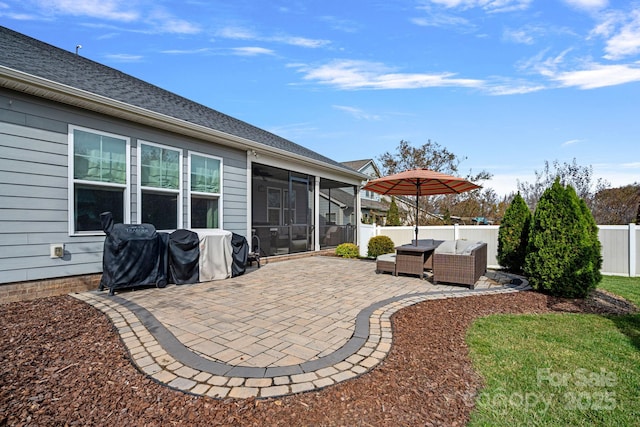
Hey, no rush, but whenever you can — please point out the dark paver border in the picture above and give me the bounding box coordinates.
[101,285,524,379]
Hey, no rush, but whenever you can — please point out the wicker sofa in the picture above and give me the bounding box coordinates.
[432,240,487,289]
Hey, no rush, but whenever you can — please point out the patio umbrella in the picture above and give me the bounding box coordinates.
[362,168,481,245]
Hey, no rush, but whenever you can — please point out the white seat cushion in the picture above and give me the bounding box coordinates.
[460,242,483,255]
[434,240,456,254]
[456,240,478,254]
[376,253,396,262]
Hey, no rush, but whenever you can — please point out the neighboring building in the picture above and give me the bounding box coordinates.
[0,26,364,287]
[342,159,389,224]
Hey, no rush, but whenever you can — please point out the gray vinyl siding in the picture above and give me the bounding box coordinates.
[360,163,377,178]
[1,90,247,284]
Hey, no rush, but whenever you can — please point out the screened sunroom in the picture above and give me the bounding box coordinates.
[251,163,358,257]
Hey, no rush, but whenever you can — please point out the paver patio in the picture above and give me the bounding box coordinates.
[72,256,528,399]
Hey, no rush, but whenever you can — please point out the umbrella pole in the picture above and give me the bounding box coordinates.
[415,183,419,245]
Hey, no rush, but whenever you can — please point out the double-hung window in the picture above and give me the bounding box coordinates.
[69,126,129,234]
[138,142,182,230]
[189,152,222,228]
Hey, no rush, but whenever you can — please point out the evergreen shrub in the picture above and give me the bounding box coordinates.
[497,193,531,273]
[335,243,359,258]
[367,235,395,258]
[524,179,602,298]
[386,197,402,226]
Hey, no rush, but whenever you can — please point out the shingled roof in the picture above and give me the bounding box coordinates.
[0,26,360,176]
[341,159,372,171]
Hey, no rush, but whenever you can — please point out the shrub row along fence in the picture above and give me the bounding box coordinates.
[358,223,639,277]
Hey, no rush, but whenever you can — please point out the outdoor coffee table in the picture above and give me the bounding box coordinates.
[395,243,438,279]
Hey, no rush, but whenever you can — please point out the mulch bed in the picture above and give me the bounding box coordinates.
[0,289,635,426]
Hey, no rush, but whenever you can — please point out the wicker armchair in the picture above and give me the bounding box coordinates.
[432,241,487,289]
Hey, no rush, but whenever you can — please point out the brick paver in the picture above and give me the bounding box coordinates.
[72,257,528,399]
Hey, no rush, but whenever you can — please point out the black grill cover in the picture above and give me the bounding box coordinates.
[168,229,200,284]
[99,212,167,295]
[231,233,249,277]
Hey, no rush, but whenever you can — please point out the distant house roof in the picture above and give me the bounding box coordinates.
[342,159,372,171]
[0,26,362,178]
[341,159,382,179]
[361,198,388,212]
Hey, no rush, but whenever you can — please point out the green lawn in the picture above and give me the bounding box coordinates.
[466,276,640,427]
[598,275,640,307]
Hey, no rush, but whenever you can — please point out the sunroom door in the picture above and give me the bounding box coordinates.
[287,174,313,253]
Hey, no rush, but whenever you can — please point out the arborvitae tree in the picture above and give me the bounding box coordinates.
[497,192,531,273]
[386,197,402,226]
[524,178,602,298]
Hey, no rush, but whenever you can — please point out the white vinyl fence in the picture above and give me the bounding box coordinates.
[358,223,639,277]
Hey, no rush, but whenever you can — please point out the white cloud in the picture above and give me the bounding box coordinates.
[151,17,200,34]
[562,0,608,11]
[333,105,380,121]
[486,83,546,95]
[561,139,582,146]
[216,26,257,40]
[503,26,541,44]
[0,11,39,19]
[96,32,119,40]
[161,48,212,55]
[519,48,572,78]
[520,49,640,89]
[602,10,640,60]
[589,10,623,38]
[104,53,143,62]
[410,13,472,29]
[552,63,640,89]
[217,25,329,48]
[294,59,484,90]
[274,35,329,48]
[161,46,274,57]
[24,1,200,34]
[425,0,532,13]
[230,47,275,56]
[0,3,39,20]
[33,0,138,21]
[427,0,464,7]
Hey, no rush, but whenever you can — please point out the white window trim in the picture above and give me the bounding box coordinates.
[68,125,131,236]
[187,151,223,229]
[136,140,183,230]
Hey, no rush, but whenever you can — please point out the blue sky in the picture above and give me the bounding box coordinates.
[2,0,639,196]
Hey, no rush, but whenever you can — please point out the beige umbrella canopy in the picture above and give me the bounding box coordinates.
[362,168,481,244]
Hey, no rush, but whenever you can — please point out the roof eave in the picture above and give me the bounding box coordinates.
[0,65,366,180]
